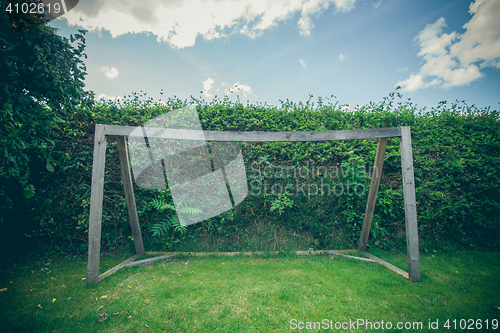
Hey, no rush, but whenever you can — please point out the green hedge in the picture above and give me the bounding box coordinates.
[2,91,499,257]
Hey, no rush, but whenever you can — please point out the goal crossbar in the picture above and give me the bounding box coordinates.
[86,125,420,284]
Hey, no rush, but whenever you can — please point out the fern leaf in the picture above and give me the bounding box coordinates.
[151,222,171,238]
[179,207,202,215]
[174,224,188,234]
[151,198,176,212]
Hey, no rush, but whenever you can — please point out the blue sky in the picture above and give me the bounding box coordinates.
[50,0,500,111]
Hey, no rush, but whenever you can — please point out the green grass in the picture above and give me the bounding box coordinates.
[0,250,499,332]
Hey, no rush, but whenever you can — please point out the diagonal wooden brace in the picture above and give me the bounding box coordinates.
[358,137,388,252]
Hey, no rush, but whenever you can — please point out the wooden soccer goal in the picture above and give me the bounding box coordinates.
[86,125,420,284]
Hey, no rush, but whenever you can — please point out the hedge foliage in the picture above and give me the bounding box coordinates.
[0,10,89,217]
[2,90,499,257]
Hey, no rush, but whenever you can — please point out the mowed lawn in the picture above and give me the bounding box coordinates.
[0,250,499,332]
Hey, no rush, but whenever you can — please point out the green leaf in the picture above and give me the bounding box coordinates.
[23,185,35,199]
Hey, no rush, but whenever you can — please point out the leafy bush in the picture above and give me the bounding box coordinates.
[0,10,91,256]
[3,89,499,258]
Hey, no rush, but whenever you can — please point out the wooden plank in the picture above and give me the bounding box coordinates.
[400,126,421,282]
[116,136,144,255]
[98,254,141,282]
[294,249,358,255]
[145,251,176,256]
[330,249,358,254]
[358,138,388,251]
[363,252,409,280]
[144,250,358,257]
[325,251,375,262]
[179,251,278,257]
[86,124,107,285]
[104,125,402,142]
[204,128,402,142]
[126,253,179,268]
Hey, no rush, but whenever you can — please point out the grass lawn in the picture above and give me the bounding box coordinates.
[0,250,499,332]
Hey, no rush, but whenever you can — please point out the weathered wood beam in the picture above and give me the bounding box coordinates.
[126,253,179,268]
[326,251,376,262]
[103,125,402,142]
[400,126,421,282]
[98,254,141,282]
[358,138,388,251]
[116,136,144,255]
[86,124,107,285]
[363,252,409,280]
[145,250,358,257]
[174,250,359,256]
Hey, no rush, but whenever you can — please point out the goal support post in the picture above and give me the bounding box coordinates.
[86,125,420,284]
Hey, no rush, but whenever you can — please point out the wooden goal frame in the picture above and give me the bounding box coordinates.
[86,125,420,284]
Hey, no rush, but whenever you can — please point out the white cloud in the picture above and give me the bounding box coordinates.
[226,82,253,97]
[100,66,119,79]
[397,0,500,92]
[299,59,307,69]
[61,0,356,49]
[202,77,215,99]
[396,74,426,91]
[339,53,345,61]
[298,16,315,37]
[202,77,253,100]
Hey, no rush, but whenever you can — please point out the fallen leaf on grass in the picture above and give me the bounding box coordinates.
[100,295,107,299]
[98,313,107,322]
[113,312,119,315]
[67,297,71,300]
[0,288,7,293]
[127,286,132,289]
[128,316,132,319]
[97,306,103,311]
[30,289,36,291]
[37,304,42,309]
[52,298,56,302]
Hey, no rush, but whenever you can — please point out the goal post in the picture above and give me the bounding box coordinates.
[86,125,420,284]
